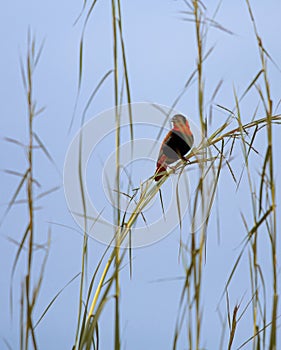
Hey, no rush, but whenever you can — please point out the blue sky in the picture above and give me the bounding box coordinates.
[1,0,281,349]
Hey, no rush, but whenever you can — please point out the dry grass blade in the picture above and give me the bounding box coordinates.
[221,203,274,303]
[4,137,26,148]
[0,168,29,226]
[33,132,60,173]
[258,146,270,214]
[237,318,279,349]
[168,68,197,122]
[227,305,239,350]
[24,275,38,349]
[240,69,264,102]
[34,273,80,329]
[117,0,133,142]
[35,186,60,201]
[158,188,166,222]
[81,70,113,126]
[73,117,90,348]
[111,1,121,349]
[212,142,237,184]
[31,231,51,310]
[2,338,13,350]
[236,124,259,191]
[10,223,30,316]
[68,39,83,134]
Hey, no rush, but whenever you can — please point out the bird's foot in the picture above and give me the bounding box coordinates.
[181,157,191,164]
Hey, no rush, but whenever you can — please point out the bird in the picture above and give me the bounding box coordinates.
[154,114,194,182]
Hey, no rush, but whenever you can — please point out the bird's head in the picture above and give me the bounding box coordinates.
[171,114,187,128]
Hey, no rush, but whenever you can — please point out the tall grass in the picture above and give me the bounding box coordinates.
[71,0,134,349]
[4,32,52,350]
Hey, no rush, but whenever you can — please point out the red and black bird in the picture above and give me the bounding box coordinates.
[154,114,194,181]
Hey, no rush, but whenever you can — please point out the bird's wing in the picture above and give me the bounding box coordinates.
[156,130,173,162]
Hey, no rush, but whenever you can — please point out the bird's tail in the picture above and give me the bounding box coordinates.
[154,164,167,182]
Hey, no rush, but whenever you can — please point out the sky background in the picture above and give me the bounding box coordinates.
[1,0,281,349]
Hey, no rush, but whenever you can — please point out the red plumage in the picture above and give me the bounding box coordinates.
[154,115,194,181]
